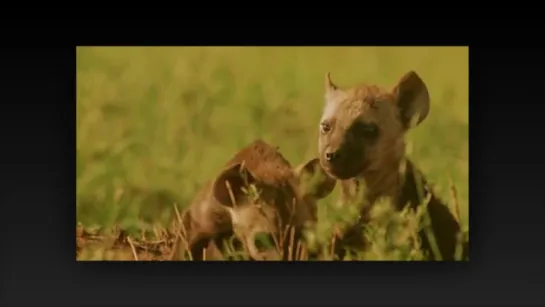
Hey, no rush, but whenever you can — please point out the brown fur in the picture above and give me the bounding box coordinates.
[318,71,467,261]
[172,139,335,261]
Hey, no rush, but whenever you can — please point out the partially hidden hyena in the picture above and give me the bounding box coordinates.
[318,70,468,261]
[172,139,336,261]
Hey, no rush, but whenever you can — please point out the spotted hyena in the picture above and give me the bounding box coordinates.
[172,139,336,261]
[317,70,467,261]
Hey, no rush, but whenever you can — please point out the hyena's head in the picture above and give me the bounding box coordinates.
[318,70,430,180]
[212,157,336,260]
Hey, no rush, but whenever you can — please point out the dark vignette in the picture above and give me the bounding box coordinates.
[0,43,544,306]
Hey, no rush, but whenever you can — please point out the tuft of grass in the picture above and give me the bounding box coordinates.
[76,46,468,261]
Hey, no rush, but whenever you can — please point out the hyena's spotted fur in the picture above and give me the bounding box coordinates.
[172,139,336,261]
[317,71,467,261]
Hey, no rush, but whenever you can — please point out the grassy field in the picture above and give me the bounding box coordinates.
[76,47,468,261]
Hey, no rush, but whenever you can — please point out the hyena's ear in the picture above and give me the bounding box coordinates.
[392,70,430,130]
[294,158,336,200]
[325,72,339,102]
[325,72,337,92]
[213,163,255,207]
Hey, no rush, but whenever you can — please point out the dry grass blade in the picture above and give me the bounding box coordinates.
[296,240,303,260]
[225,180,237,208]
[173,203,184,227]
[448,176,461,223]
[448,176,467,261]
[142,224,147,241]
[271,222,282,256]
[126,236,139,261]
[420,193,442,261]
[300,244,309,261]
[329,234,337,261]
[170,203,193,261]
[287,226,296,261]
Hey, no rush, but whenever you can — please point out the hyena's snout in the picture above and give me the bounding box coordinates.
[320,140,367,180]
[324,148,341,162]
[323,143,349,164]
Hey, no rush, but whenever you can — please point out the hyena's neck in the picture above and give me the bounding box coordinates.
[340,158,422,212]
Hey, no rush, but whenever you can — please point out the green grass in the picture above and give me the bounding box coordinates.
[76,46,468,261]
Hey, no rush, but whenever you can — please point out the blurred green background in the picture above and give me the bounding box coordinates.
[76,46,468,237]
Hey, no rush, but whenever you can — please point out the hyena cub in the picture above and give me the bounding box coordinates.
[318,70,467,261]
[172,139,336,261]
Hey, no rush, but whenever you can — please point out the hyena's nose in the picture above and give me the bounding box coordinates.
[325,150,340,162]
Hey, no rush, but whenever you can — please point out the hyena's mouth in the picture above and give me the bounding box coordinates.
[244,232,281,261]
[320,155,366,180]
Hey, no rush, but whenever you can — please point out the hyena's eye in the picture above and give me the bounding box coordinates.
[320,123,332,134]
[352,122,379,139]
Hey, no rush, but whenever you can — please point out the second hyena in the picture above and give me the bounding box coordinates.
[172,139,336,261]
[317,70,467,261]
